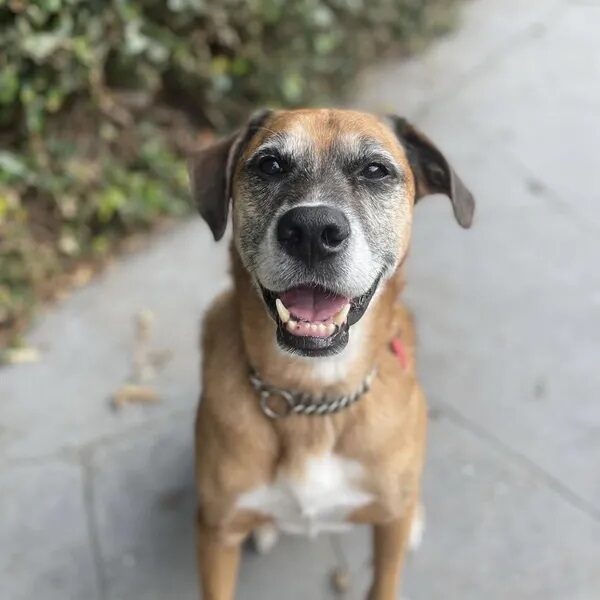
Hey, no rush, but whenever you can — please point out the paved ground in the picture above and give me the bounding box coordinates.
[2,0,600,598]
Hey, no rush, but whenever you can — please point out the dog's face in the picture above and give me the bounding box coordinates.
[190,109,474,357]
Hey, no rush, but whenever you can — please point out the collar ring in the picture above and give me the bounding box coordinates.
[259,388,295,419]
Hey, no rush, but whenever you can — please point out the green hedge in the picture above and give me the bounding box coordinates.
[0,0,456,347]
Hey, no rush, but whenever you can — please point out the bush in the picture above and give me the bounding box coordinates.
[0,0,457,347]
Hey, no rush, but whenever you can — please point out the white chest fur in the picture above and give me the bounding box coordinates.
[236,453,373,537]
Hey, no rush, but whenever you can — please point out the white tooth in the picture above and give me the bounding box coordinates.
[310,323,318,332]
[275,298,290,323]
[318,323,327,334]
[333,303,351,326]
[287,319,297,332]
[326,323,336,336]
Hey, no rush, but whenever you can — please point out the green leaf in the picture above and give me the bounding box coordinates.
[96,186,127,223]
[0,152,31,181]
[21,33,65,62]
[0,65,19,105]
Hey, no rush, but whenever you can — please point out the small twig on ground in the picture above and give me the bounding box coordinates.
[0,346,40,366]
[111,308,172,410]
[330,567,350,595]
[112,383,160,410]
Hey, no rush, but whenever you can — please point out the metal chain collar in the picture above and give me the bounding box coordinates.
[249,367,377,419]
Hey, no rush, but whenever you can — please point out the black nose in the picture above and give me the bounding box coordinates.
[277,206,350,266]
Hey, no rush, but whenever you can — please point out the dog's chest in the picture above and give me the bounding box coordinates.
[236,453,373,537]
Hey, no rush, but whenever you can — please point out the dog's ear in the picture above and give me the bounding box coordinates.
[188,109,271,241]
[389,116,475,228]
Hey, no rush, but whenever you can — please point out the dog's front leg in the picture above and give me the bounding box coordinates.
[197,515,242,600]
[367,502,416,600]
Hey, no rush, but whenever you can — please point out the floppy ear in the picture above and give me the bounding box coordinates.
[188,109,271,241]
[389,116,475,228]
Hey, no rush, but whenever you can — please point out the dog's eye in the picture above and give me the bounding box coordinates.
[360,162,389,180]
[258,156,285,176]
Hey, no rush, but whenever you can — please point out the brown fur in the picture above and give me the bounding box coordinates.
[195,110,429,600]
[239,109,414,165]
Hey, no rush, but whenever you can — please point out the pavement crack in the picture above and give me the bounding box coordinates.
[433,400,600,523]
[498,148,600,240]
[79,448,109,600]
[0,450,79,471]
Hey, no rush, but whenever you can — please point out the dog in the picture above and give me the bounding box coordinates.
[189,108,474,600]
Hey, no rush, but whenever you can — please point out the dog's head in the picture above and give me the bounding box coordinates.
[189,109,474,357]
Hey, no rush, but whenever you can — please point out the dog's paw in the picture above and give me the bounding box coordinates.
[252,523,279,554]
[409,502,425,552]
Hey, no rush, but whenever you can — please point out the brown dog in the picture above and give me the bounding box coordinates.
[189,109,474,600]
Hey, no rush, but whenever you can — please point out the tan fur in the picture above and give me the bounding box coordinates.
[195,110,427,600]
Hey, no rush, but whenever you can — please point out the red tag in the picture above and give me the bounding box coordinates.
[391,337,408,370]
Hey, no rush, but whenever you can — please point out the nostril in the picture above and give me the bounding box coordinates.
[321,223,349,249]
[279,224,303,246]
[321,226,341,248]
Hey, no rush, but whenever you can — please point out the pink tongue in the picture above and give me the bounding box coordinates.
[279,287,349,322]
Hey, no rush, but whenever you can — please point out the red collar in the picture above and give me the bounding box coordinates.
[390,337,409,370]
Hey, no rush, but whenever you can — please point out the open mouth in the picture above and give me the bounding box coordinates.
[260,277,381,357]
[275,289,350,338]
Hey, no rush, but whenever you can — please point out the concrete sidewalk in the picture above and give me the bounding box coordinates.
[1,0,599,598]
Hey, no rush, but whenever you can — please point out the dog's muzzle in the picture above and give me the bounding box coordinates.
[257,206,382,357]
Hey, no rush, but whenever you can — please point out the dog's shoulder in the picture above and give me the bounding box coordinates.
[198,287,275,433]
[201,289,238,351]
